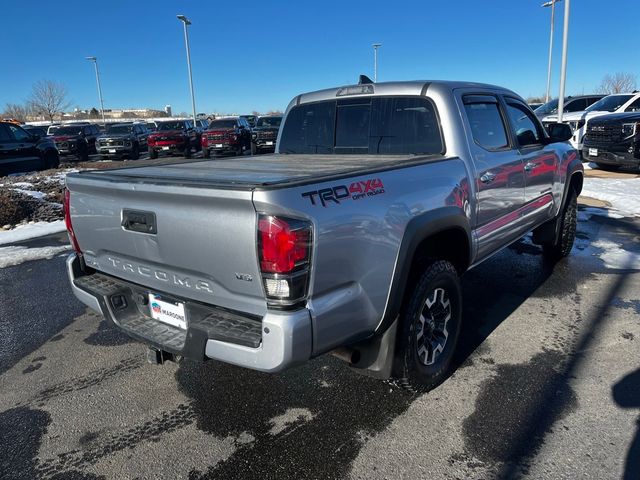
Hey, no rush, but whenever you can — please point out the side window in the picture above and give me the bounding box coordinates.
[566,98,587,112]
[463,96,509,151]
[505,100,543,147]
[0,124,14,141]
[625,98,640,112]
[586,97,602,107]
[8,124,31,142]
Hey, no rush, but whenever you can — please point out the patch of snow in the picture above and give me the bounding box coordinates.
[0,245,71,268]
[12,188,47,200]
[12,182,34,188]
[577,206,624,222]
[0,221,67,246]
[581,177,640,218]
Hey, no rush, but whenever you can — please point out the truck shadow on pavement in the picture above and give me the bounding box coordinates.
[174,208,638,479]
[613,368,640,480]
[455,211,640,478]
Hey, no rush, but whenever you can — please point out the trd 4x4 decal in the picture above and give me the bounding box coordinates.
[302,178,385,207]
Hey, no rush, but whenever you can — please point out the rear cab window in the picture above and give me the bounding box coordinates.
[279,96,444,155]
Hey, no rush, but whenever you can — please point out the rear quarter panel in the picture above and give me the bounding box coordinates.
[253,158,470,355]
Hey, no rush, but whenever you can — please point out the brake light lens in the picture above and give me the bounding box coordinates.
[63,188,82,254]
[259,216,309,273]
[258,215,312,306]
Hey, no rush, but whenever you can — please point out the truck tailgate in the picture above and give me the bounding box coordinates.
[66,174,266,316]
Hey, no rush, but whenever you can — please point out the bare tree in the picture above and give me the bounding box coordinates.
[596,73,638,94]
[28,80,71,123]
[2,103,29,122]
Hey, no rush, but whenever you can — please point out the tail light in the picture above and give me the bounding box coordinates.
[258,215,312,307]
[63,188,82,255]
[147,135,156,146]
[201,135,208,147]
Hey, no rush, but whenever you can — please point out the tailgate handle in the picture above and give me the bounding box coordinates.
[122,209,157,234]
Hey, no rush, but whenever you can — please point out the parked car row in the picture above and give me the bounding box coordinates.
[535,91,640,170]
[11,113,283,165]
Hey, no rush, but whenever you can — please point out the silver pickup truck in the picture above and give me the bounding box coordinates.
[64,80,582,391]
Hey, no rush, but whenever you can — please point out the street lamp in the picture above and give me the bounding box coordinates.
[85,56,106,127]
[177,15,197,126]
[542,0,562,103]
[372,43,382,83]
[557,0,571,122]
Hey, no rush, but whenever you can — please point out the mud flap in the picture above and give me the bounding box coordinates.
[348,317,398,379]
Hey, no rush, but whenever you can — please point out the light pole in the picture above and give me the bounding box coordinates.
[372,43,382,83]
[85,56,106,127]
[177,15,197,126]
[557,0,571,122]
[542,0,562,103]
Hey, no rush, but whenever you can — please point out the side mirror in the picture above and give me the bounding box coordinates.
[546,123,573,143]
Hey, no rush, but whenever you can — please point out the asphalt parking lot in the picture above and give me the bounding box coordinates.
[0,165,639,479]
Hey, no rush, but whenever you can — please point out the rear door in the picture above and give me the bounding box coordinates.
[461,94,526,259]
[502,97,557,221]
[5,124,41,170]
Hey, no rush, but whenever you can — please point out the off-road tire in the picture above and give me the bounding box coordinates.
[130,143,140,160]
[393,260,462,393]
[77,144,89,162]
[44,150,59,170]
[543,190,577,260]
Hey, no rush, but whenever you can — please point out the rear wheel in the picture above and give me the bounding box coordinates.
[393,260,462,393]
[43,150,59,170]
[130,143,140,160]
[543,190,577,260]
[77,144,89,162]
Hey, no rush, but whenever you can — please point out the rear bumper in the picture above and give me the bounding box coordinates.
[66,254,312,372]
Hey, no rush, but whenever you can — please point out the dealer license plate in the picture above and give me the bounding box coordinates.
[589,148,598,157]
[266,141,273,146]
[149,293,187,329]
[162,146,170,150]
[215,144,223,148]
[108,149,116,153]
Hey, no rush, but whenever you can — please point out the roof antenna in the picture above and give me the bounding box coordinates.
[359,74,374,85]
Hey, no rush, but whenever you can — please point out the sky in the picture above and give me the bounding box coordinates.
[2,0,639,115]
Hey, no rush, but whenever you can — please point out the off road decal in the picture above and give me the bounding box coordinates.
[302,178,385,207]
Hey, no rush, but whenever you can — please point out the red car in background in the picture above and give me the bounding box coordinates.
[201,117,252,158]
[148,120,201,159]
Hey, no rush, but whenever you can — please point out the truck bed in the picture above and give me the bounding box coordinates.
[72,154,444,189]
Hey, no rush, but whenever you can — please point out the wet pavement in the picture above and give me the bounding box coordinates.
[0,200,639,479]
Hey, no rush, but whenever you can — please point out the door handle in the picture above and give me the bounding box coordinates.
[480,172,496,183]
[524,161,539,172]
